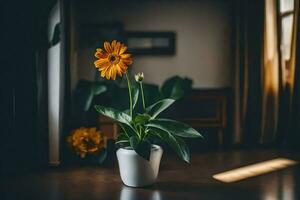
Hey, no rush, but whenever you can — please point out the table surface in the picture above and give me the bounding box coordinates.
[1,149,300,200]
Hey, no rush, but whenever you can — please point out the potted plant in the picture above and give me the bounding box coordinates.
[93,40,202,187]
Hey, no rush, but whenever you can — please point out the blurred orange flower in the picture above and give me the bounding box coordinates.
[94,40,133,80]
[67,127,105,158]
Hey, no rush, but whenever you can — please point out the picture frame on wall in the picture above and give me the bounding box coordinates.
[125,31,176,55]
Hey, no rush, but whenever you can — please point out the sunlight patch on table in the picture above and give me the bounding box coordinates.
[213,158,298,183]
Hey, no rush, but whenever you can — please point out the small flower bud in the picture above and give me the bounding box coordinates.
[135,72,144,82]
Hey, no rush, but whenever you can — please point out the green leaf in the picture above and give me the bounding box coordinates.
[150,128,190,163]
[72,80,107,112]
[115,133,130,148]
[115,140,130,144]
[133,113,151,125]
[132,85,139,109]
[85,84,107,111]
[161,76,192,100]
[119,123,140,145]
[94,105,132,124]
[142,84,162,106]
[129,135,140,149]
[119,124,136,138]
[146,99,175,119]
[129,136,151,160]
[93,83,107,95]
[84,95,94,112]
[147,119,202,138]
[116,133,129,142]
[175,137,190,163]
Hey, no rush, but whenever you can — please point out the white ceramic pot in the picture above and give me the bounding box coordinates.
[116,145,163,187]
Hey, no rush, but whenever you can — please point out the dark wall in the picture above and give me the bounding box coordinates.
[0,0,54,176]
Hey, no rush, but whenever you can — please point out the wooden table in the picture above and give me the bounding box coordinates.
[1,150,299,200]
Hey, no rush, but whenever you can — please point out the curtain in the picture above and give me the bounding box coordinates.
[261,0,280,143]
[284,0,300,149]
[233,0,265,145]
[233,0,299,146]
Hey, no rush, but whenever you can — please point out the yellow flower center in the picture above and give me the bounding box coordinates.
[108,54,120,64]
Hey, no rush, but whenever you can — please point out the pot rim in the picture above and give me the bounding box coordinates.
[118,144,162,153]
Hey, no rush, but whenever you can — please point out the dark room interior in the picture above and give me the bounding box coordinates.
[1,0,300,199]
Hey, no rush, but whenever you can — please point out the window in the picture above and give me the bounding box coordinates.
[279,0,296,85]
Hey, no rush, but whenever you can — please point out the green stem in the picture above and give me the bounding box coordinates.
[126,72,133,117]
[139,125,143,139]
[143,127,150,139]
[139,82,146,110]
[119,124,129,139]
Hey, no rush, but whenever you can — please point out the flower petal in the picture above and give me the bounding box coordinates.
[120,54,131,59]
[118,61,128,71]
[95,48,108,58]
[94,59,109,68]
[100,69,107,77]
[106,68,112,80]
[100,65,110,76]
[116,64,124,77]
[111,65,117,80]
[122,57,133,65]
[114,42,121,54]
[104,42,112,53]
[111,40,117,49]
[119,44,127,54]
[99,62,111,70]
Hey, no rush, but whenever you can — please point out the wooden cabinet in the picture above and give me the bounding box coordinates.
[163,89,230,146]
[98,116,119,140]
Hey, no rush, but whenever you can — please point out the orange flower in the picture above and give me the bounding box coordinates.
[94,40,133,80]
[67,127,105,158]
